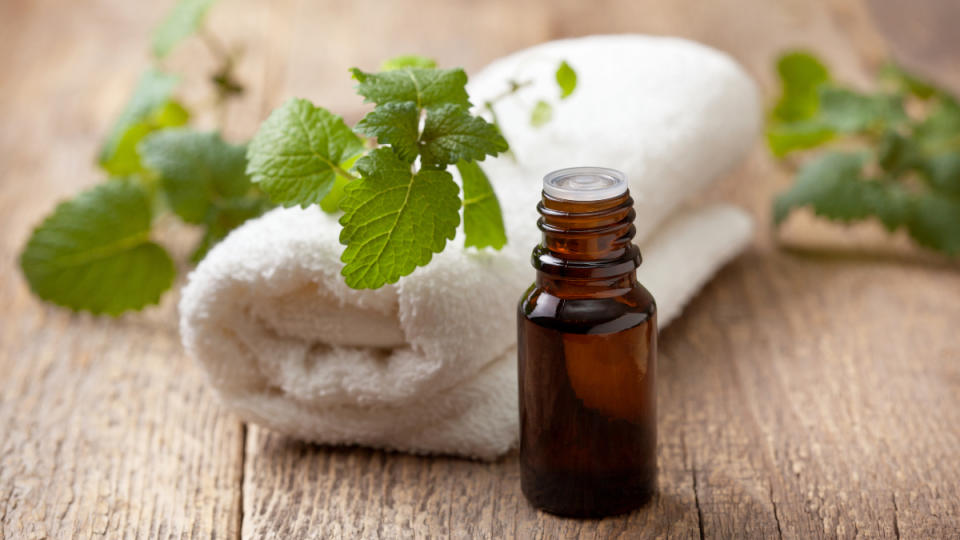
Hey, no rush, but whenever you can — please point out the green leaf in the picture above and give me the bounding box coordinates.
[354,102,420,162]
[766,120,834,157]
[419,104,508,168]
[906,193,960,255]
[152,0,217,58]
[818,86,907,133]
[19,182,175,315]
[772,51,831,123]
[879,63,939,100]
[140,129,250,224]
[191,195,271,262]
[767,51,834,157]
[774,152,877,223]
[922,152,960,196]
[877,131,919,176]
[556,60,577,99]
[381,55,437,71]
[458,160,506,249]
[339,148,461,288]
[246,98,365,208]
[99,69,186,173]
[913,99,960,155]
[350,67,471,109]
[530,100,553,128]
[319,174,351,213]
[102,101,189,176]
[864,180,913,232]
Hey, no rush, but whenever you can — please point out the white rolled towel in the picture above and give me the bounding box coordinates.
[179,35,760,460]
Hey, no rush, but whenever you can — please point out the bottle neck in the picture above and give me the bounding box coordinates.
[532,191,642,296]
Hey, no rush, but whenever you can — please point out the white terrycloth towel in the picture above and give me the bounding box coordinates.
[180,35,760,460]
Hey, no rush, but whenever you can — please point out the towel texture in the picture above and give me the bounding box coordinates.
[179,35,760,459]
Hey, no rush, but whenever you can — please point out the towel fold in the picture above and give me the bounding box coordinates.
[179,35,760,459]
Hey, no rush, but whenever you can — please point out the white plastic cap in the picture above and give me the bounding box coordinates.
[543,167,628,202]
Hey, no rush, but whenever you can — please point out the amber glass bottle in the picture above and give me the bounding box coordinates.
[517,167,657,518]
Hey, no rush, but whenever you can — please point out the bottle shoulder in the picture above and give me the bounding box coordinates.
[519,282,656,335]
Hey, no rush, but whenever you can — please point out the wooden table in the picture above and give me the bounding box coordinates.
[2,0,958,537]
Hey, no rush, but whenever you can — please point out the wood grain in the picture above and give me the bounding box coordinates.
[2,0,959,538]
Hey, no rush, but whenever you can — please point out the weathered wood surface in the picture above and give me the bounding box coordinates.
[2,0,959,538]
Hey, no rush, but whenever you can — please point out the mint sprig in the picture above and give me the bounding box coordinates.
[20,0,266,316]
[768,50,960,256]
[248,59,513,288]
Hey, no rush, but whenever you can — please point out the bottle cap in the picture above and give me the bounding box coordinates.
[543,167,628,202]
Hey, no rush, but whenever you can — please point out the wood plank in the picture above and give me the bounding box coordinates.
[242,425,700,539]
[0,299,245,539]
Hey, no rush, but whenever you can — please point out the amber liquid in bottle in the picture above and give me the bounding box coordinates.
[517,168,657,518]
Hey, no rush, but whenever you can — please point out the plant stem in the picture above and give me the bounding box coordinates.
[486,79,533,105]
[481,79,531,162]
[333,164,360,182]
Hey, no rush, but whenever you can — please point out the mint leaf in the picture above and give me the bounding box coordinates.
[767,52,834,157]
[877,131,919,176]
[152,0,217,58]
[556,60,577,99]
[907,193,960,255]
[355,102,419,162]
[818,86,907,132]
[458,160,506,249]
[19,182,175,315]
[530,100,553,128]
[419,104,507,168]
[381,55,437,71]
[772,51,830,122]
[766,120,834,157]
[914,99,960,155]
[353,66,506,168]
[99,69,186,174]
[774,151,871,223]
[350,67,470,109]
[104,101,190,176]
[246,98,365,208]
[879,63,939,100]
[140,129,250,223]
[922,152,960,196]
[339,148,460,288]
[774,151,912,231]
